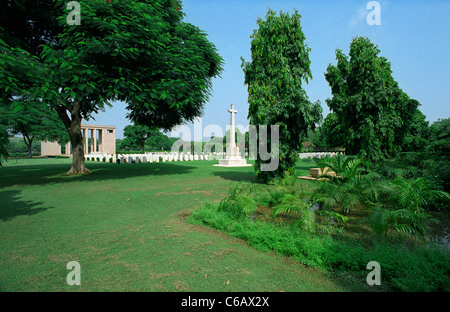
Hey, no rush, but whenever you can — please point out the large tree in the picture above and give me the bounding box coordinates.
[242,9,322,182]
[0,0,223,174]
[325,36,422,160]
[320,112,345,149]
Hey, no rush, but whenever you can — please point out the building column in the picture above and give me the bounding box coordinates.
[90,129,95,153]
[99,129,104,153]
[84,128,89,154]
[65,141,71,155]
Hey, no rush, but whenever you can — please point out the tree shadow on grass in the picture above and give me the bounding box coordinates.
[0,190,51,221]
[212,169,258,183]
[212,159,319,184]
[0,162,198,188]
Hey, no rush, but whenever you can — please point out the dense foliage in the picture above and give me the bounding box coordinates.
[119,124,174,152]
[324,37,425,161]
[0,0,223,174]
[0,99,69,158]
[189,155,450,291]
[242,9,322,182]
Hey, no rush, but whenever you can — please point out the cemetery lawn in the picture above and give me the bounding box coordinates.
[0,158,367,292]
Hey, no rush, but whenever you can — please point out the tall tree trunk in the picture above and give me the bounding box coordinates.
[55,102,90,175]
[67,102,90,175]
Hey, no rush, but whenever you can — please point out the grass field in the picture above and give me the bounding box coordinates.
[0,158,369,292]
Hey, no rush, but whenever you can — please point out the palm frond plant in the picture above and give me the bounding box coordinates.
[316,153,368,182]
[366,206,438,238]
[316,209,350,226]
[316,179,366,215]
[255,171,302,207]
[362,177,448,238]
[390,177,450,214]
[218,182,257,219]
[272,193,317,232]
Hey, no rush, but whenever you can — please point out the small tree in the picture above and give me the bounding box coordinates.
[0,99,69,158]
[242,9,322,182]
[120,124,154,153]
[120,124,172,152]
[146,129,172,151]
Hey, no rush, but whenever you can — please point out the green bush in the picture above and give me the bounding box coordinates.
[371,162,398,179]
[188,202,450,291]
[398,152,426,167]
[218,183,256,219]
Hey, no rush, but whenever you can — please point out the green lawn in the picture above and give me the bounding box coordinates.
[0,158,366,292]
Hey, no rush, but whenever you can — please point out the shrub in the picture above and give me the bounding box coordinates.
[398,152,426,167]
[218,183,256,219]
[371,162,398,179]
[188,200,450,291]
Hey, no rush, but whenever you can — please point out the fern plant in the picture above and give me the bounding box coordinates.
[362,177,448,238]
[314,176,373,215]
[316,153,368,182]
[255,172,299,207]
[389,178,450,213]
[272,194,317,232]
[218,182,257,219]
[316,209,350,226]
[367,206,438,238]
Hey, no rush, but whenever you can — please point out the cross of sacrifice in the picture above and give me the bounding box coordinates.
[228,104,237,150]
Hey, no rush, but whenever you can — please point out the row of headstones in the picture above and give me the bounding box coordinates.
[85,153,216,164]
[298,152,344,159]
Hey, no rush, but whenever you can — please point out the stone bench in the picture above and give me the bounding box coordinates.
[309,167,336,178]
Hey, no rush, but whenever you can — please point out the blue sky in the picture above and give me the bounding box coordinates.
[88,0,450,139]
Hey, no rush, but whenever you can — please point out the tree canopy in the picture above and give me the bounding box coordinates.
[0,98,69,158]
[0,0,223,174]
[119,124,173,152]
[324,36,423,161]
[242,9,322,182]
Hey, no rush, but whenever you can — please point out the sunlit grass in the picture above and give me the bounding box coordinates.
[0,158,363,291]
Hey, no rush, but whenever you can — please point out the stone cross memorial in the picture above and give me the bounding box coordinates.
[214,104,251,167]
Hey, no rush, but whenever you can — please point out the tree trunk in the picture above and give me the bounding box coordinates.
[23,134,33,159]
[27,143,32,158]
[67,104,90,175]
[56,101,90,175]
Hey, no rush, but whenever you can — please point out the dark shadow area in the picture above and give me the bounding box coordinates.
[212,169,258,183]
[0,190,52,221]
[0,162,198,188]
